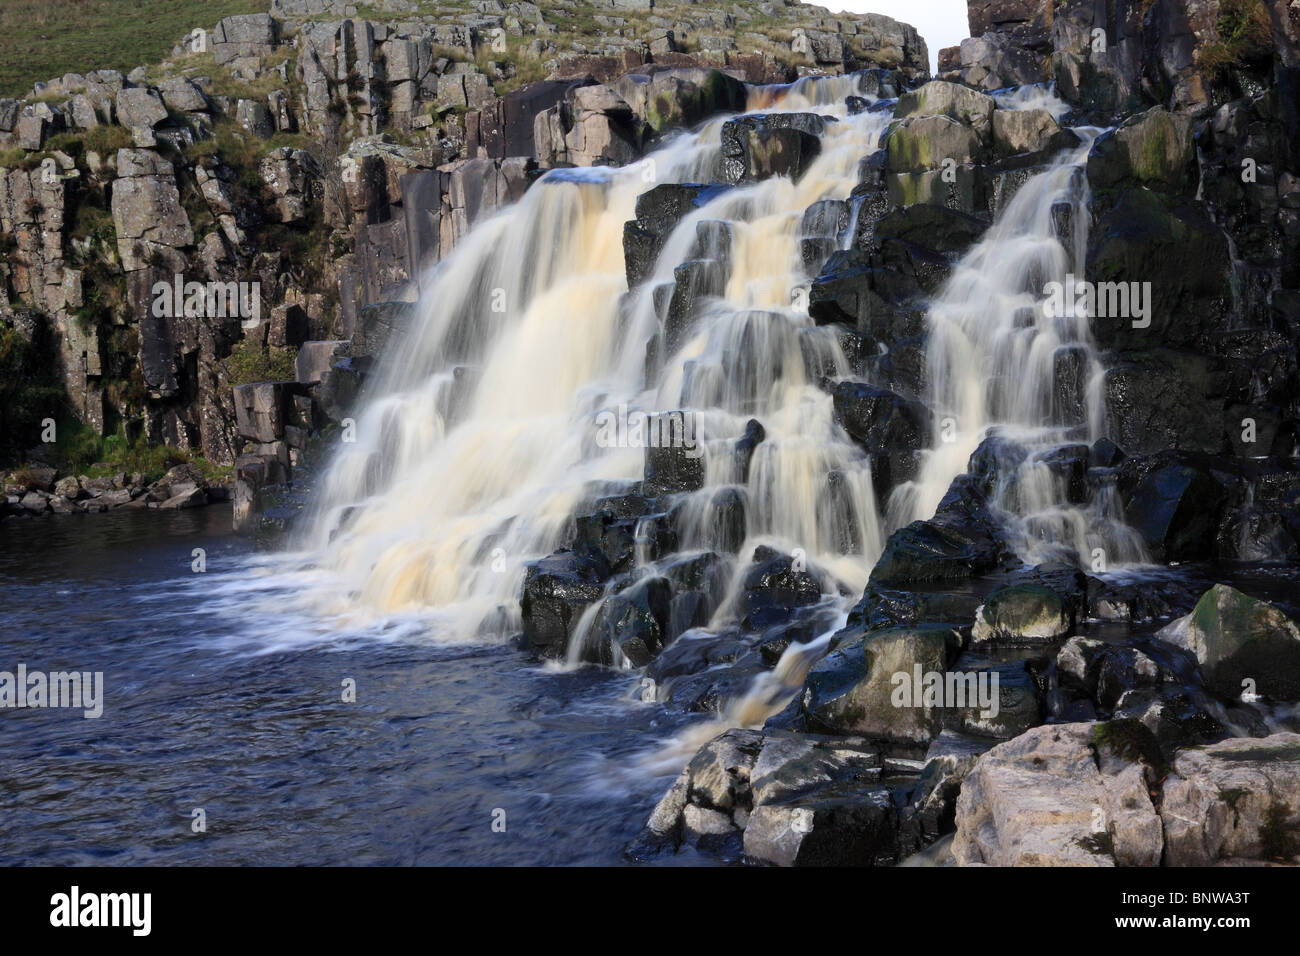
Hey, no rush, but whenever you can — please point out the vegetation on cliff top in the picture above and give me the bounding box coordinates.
[0,0,270,98]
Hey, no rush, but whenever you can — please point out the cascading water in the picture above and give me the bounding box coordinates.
[298,74,895,654]
[886,118,1149,571]
[276,73,1151,735]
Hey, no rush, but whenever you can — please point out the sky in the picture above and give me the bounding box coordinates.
[806,0,971,75]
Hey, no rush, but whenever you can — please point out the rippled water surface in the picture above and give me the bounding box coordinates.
[0,508,695,865]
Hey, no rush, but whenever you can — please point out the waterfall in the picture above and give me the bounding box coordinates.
[886,124,1149,570]
[291,72,1149,662]
[293,74,900,645]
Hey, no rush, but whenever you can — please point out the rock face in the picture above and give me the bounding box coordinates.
[1,1,926,505]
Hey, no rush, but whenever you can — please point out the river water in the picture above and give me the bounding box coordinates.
[0,506,704,865]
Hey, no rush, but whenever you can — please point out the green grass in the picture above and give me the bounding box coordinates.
[49,419,230,483]
[1199,0,1274,80]
[0,0,271,98]
[222,340,297,387]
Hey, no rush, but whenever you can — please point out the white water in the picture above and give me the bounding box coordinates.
[886,126,1149,569]
[254,72,1151,739]
[299,74,895,649]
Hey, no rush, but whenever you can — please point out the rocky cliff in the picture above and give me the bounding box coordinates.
[0,0,926,501]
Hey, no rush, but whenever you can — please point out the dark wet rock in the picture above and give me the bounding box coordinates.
[742,546,825,628]
[1052,345,1090,428]
[1124,459,1229,562]
[573,510,637,575]
[874,203,989,253]
[1055,636,1166,712]
[966,432,1029,496]
[848,584,987,633]
[623,183,731,288]
[1090,436,1126,469]
[644,629,750,685]
[948,654,1042,740]
[807,248,926,343]
[743,735,898,866]
[642,419,705,495]
[669,486,746,554]
[800,198,849,271]
[871,474,1017,587]
[1086,190,1231,354]
[907,730,995,844]
[1102,349,1228,455]
[719,113,824,185]
[628,727,928,866]
[832,382,931,452]
[625,727,760,863]
[1082,574,1203,626]
[1157,584,1300,702]
[732,418,765,484]
[800,624,963,746]
[1217,507,1300,564]
[665,258,726,353]
[520,549,610,657]
[1111,688,1227,762]
[660,550,731,605]
[582,575,672,667]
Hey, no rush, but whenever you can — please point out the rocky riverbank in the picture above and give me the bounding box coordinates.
[3,461,230,516]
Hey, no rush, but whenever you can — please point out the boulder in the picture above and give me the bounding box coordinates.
[801,625,962,745]
[953,721,1163,866]
[742,546,825,628]
[992,107,1071,156]
[627,728,924,866]
[870,474,1015,586]
[884,115,983,172]
[832,382,930,453]
[1161,733,1300,865]
[1124,460,1228,562]
[895,81,995,136]
[1086,108,1196,192]
[971,583,1072,645]
[581,576,672,667]
[115,87,168,131]
[519,549,610,656]
[1157,584,1300,702]
[642,419,705,496]
[233,382,288,443]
